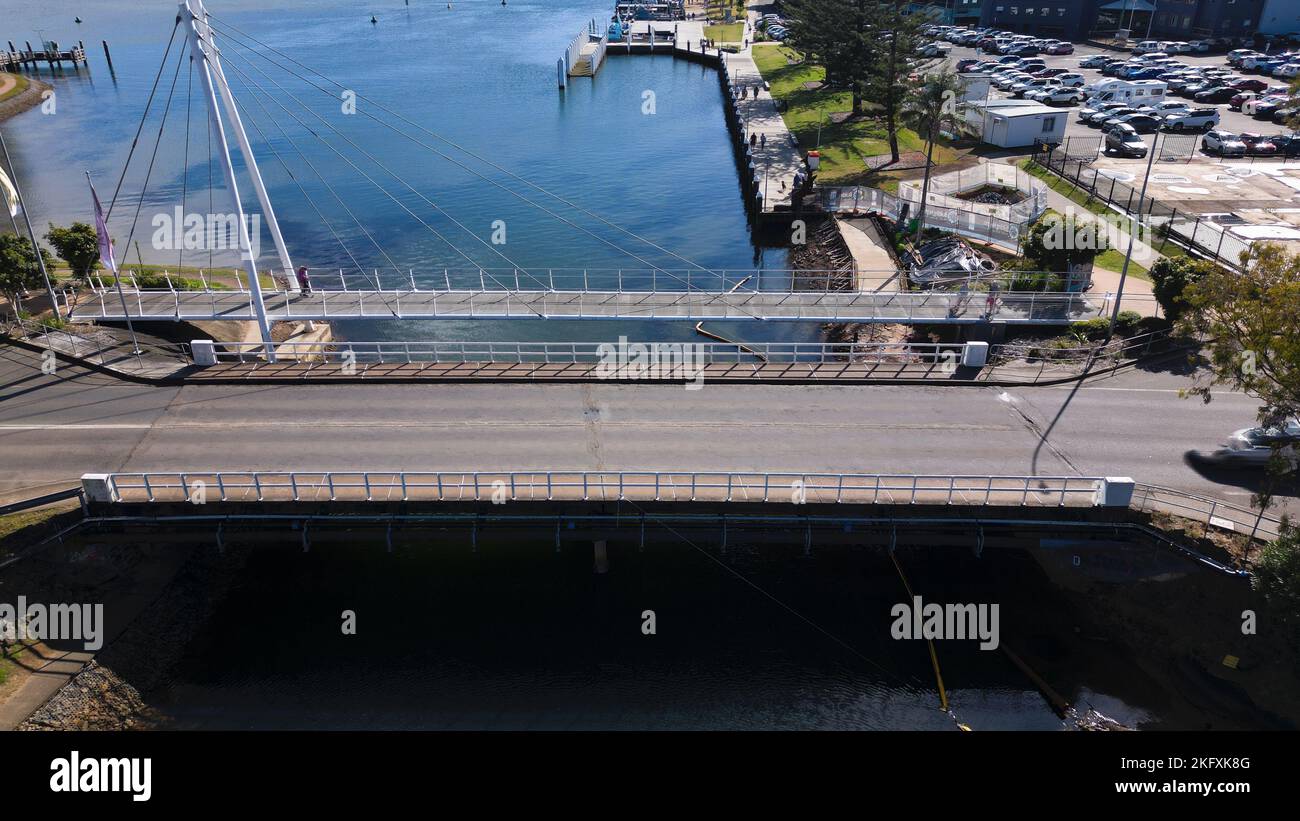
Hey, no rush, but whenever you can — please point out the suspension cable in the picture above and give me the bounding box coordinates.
[107,18,182,222]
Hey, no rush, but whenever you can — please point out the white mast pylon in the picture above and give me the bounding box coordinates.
[181,0,293,362]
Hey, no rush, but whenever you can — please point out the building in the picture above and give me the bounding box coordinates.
[963,98,1066,147]
[978,0,1263,41]
[909,1,983,25]
[1259,0,1300,35]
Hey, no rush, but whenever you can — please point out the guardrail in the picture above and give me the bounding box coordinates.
[0,317,190,368]
[206,340,972,367]
[1132,483,1286,541]
[88,471,1110,507]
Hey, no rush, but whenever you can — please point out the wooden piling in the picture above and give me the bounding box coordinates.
[102,40,115,75]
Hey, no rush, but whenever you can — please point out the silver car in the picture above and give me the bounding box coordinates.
[1201,419,1300,468]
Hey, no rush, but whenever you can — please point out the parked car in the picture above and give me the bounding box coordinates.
[1267,134,1300,156]
[1148,100,1191,116]
[1079,55,1110,69]
[1111,112,1163,133]
[1031,67,1068,78]
[1078,101,1130,123]
[1033,87,1086,105]
[1012,77,1060,98]
[1162,108,1220,131]
[1251,97,1291,118]
[1243,94,1288,116]
[1273,106,1300,124]
[1045,41,1074,54]
[1105,124,1149,158]
[1232,78,1270,92]
[1202,130,1247,156]
[1132,40,1163,55]
[1089,105,1140,126]
[1239,133,1279,154]
[1188,40,1213,53]
[1227,49,1262,66]
[1055,73,1087,88]
[956,58,984,72]
[1193,86,1238,103]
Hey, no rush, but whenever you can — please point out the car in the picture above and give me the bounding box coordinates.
[918,42,951,57]
[1194,86,1237,103]
[1179,81,1216,98]
[1105,124,1149,158]
[1252,97,1290,118]
[1273,106,1300,124]
[1227,49,1262,66]
[1148,100,1191,116]
[1031,67,1068,78]
[1229,91,1260,110]
[956,58,984,72]
[1103,61,1138,77]
[1162,108,1220,131]
[1078,101,1130,122]
[1079,54,1110,68]
[1055,73,1086,88]
[1243,94,1288,115]
[1268,134,1300,156]
[1165,76,1203,94]
[1202,130,1247,156]
[1239,133,1279,154]
[1012,78,1060,97]
[1200,419,1300,469]
[1111,112,1162,133]
[1045,42,1074,55]
[1274,63,1300,78]
[1089,105,1140,125]
[1188,40,1213,53]
[1006,44,1039,56]
[1033,87,1085,105]
[1132,40,1162,55]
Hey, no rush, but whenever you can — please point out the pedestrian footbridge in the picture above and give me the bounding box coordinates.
[64,286,1138,325]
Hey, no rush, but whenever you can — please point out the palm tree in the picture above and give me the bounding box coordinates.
[899,69,966,238]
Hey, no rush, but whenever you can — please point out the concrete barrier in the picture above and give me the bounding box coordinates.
[191,339,216,366]
[961,341,989,368]
[1095,477,1136,508]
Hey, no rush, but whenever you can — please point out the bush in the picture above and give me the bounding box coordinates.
[1253,524,1300,622]
[1112,310,1143,338]
[1149,256,1218,320]
[1069,317,1111,342]
[1008,270,1063,292]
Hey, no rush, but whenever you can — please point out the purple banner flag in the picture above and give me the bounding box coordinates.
[88,178,116,268]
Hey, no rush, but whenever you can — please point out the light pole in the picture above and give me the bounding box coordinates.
[0,125,59,321]
[1106,128,1160,343]
[1144,0,1159,40]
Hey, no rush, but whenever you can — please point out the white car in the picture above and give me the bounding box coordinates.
[1133,40,1162,55]
[1243,95,1288,116]
[1032,87,1085,105]
[1202,130,1247,156]
[1201,419,1300,469]
[1274,63,1300,78]
[1162,108,1220,131]
[1188,40,1212,53]
[1055,73,1086,88]
[1147,100,1191,116]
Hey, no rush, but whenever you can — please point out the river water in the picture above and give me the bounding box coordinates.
[136,533,1178,731]
[3,0,824,345]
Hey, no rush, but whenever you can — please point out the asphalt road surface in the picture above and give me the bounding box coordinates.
[0,344,1290,515]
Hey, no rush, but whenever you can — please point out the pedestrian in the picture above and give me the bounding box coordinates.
[296,265,312,293]
[760,133,766,150]
[750,132,757,148]
[984,281,999,318]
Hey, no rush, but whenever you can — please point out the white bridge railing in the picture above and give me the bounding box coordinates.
[1132,483,1286,541]
[89,471,1111,507]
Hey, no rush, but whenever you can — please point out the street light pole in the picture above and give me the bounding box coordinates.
[1145,0,1159,40]
[1106,129,1160,343]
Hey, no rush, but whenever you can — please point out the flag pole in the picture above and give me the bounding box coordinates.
[87,171,142,356]
[0,125,60,321]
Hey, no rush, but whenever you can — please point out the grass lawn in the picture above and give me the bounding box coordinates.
[0,73,30,104]
[704,23,744,43]
[751,44,959,184]
[1018,158,1110,216]
[1095,249,1150,280]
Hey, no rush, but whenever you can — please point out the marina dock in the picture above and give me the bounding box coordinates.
[603,19,807,218]
[1,40,89,71]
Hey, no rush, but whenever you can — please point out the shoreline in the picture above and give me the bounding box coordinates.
[0,75,50,123]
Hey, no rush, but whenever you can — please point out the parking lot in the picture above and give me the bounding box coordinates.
[941,42,1298,153]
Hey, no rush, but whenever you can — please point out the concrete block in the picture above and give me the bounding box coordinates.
[191,339,217,366]
[1095,477,1135,508]
[961,341,989,368]
[81,474,114,503]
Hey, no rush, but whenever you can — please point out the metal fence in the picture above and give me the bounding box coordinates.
[0,317,190,370]
[817,185,1027,250]
[1032,145,1252,271]
[1132,483,1286,542]
[900,162,1049,224]
[96,471,1109,507]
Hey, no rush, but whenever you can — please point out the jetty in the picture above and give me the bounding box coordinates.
[1,40,89,71]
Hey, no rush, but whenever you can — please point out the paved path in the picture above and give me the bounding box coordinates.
[727,46,803,210]
[0,343,1289,515]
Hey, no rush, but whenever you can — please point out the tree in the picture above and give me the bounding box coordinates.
[864,2,922,163]
[899,68,965,236]
[1253,523,1300,623]
[1019,211,1109,274]
[1180,242,1300,432]
[45,222,101,281]
[0,233,54,317]
[1148,255,1217,320]
[784,0,877,115]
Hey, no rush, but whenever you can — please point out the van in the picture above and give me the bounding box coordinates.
[1084,79,1168,105]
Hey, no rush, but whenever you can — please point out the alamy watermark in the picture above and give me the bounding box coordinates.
[891,595,999,651]
[150,207,261,261]
[596,336,706,390]
[1,597,104,651]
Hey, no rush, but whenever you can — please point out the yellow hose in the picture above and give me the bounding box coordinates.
[890,551,950,714]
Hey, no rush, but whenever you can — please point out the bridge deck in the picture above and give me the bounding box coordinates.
[66,288,1118,324]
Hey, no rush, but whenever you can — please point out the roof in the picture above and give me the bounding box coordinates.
[1099,0,1156,11]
